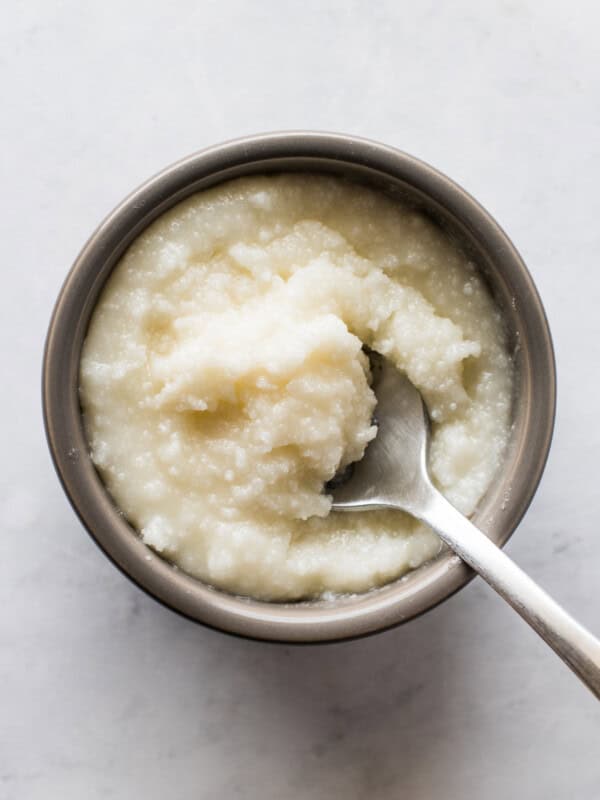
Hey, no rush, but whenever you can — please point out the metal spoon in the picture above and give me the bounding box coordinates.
[330,353,600,700]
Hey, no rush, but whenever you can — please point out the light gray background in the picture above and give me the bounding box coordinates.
[2,1,599,798]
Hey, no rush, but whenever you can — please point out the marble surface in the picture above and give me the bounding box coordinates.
[2,1,600,797]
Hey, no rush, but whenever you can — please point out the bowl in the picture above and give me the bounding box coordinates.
[43,132,556,642]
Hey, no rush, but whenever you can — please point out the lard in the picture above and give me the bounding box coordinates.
[80,175,513,600]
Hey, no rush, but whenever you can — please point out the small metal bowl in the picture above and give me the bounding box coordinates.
[43,132,556,642]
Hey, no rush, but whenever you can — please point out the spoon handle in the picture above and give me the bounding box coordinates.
[418,487,600,701]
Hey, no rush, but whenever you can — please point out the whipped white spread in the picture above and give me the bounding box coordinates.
[80,175,513,600]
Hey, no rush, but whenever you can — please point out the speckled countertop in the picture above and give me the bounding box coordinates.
[2,1,599,798]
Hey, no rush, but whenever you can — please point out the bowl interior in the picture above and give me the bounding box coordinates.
[43,134,555,642]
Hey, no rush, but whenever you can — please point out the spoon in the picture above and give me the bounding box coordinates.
[330,352,600,700]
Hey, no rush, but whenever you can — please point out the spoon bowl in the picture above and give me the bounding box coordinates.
[330,351,433,515]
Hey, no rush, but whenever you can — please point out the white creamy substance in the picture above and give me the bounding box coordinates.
[80,175,513,600]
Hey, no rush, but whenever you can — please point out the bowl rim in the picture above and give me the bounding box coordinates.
[42,131,556,643]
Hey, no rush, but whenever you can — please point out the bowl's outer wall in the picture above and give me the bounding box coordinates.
[43,132,556,642]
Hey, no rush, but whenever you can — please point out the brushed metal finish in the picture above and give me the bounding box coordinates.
[332,357,600,699]
[42,131,556,642]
